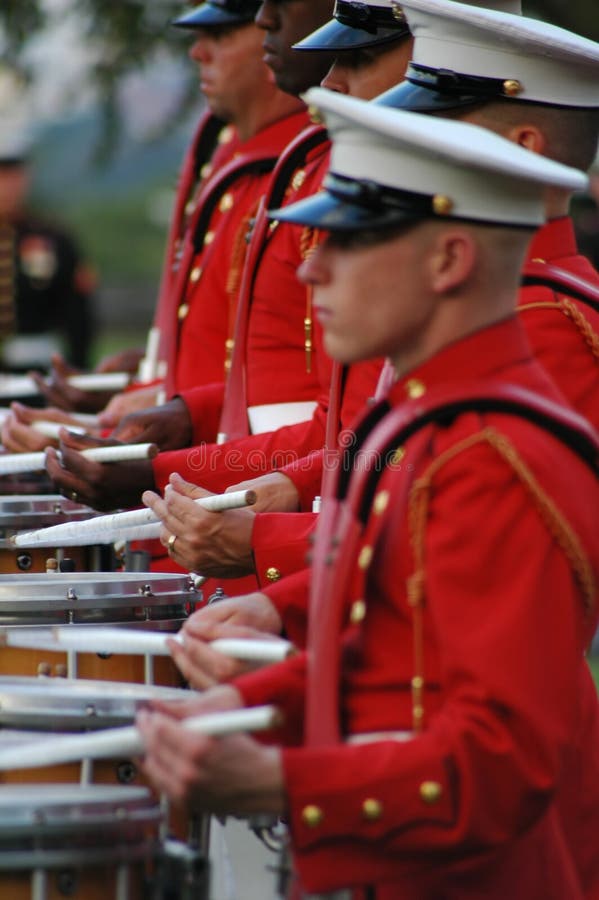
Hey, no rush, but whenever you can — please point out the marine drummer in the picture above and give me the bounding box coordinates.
[137,90,599,899]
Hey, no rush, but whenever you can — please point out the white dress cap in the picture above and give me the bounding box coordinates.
[400,0,599,108]
[273,87,587,231]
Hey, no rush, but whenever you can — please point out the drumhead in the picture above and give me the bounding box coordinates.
[0,495,97,543]
[0,572,198,624]
[0,676,191,730]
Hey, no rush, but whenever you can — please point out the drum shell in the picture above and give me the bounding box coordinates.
[0,784,161,899]
[0,495,112,574]
[0,572,199,686]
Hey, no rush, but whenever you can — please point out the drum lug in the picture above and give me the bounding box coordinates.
[56,868,78,896]
[116,759,138,784]
[138,584,154,598]
[16,553,33,572]
[66,588,78,601]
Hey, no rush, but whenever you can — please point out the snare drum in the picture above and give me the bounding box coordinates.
[0,676,199,845]
[0,572,199,685]
[0,495,110,573]
[0,783,161,900]
[0,676,190,788]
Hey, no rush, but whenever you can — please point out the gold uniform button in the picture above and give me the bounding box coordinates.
[265,567,281,583]
[358,545,373,570]
[406,378,426,399]
[218,125,234,144]
[291,169,306,192]
[308,105,323,125]
[219,192,234,212]
[350,599,366,625]
[178,303,189,321]
[531,257,546,263]
[373,490,389,516]
[420,781,443,805]
[203,230,215,246]
[389,446,405,466]
[503,78,523,97]
[301,804,323,827]
[185,200,196,217]
[362,798,383,821]
[200,162,213,179]
[189,266,202,283]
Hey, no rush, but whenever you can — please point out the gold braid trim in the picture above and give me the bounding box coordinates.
[223,199,260,377]
[519,298,599,362]
[299,227,321,374]
[406,427,596,731]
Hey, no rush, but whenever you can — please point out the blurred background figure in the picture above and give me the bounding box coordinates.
[0,97,96,374]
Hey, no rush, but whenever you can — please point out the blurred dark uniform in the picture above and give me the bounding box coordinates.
[0,159,95,373]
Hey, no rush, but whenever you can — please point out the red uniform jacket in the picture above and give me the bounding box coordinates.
[519,216,599,429]
[175,126,331,446]
[235,317,599,898]
[172,110,311,394]
[153,111,232,375]
[247,217,599,596]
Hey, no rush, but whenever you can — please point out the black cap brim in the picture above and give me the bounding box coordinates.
[172,3,258,29]
[270,189,421,232]
[0,157,28,168]
[294,17,408,52]
[376,78,490,113]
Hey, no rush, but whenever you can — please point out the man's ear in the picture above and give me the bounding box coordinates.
[429,228,477,295]
[506,122,547,156]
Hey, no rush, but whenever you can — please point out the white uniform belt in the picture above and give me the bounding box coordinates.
[346,730,413,745]
[248,401,317,435]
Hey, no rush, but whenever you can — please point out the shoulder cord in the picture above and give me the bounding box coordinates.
[299,227,322,374]
[406,426,596,734]
[223,197,262,378]
[519,295,599,362]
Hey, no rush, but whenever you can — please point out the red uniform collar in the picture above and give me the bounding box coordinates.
[236,108,311,157]
[388,316,534,404]
[527,217,577,265]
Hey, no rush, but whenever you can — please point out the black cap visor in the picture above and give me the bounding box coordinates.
[172,2,259,29]
[270,173,432,231]
[377,77,484,113]
[378,63,525,112]
[294,16,409,52]
[0,157,28,168]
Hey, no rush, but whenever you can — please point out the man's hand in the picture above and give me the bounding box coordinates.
[168,597,283,689]
[226,472,300,513]
[137,686,285,817]
[30,354,116,413]
[95,347,144,375]
[142,472,256,576]
[44,430,155,511]
[0,403,95,453]
[110,397,192,450]
[98,385,164,432]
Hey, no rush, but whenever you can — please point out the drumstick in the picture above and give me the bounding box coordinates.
[32,421,87,439]
[0,705,280,770]
[13,488,256,548]
[0,626,295,663]
[0,442,157,477]
[0,372,130,399]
